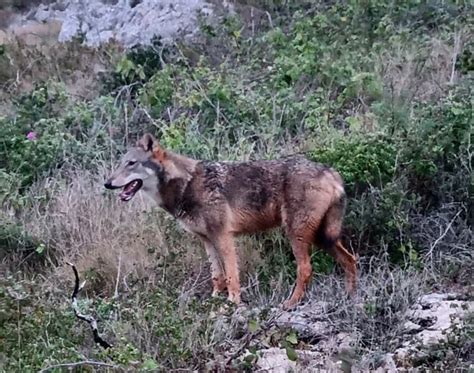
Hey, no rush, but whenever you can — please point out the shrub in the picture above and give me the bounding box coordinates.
[310,133,397,193]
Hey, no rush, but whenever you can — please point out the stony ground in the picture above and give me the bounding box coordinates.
[253,292,473,372]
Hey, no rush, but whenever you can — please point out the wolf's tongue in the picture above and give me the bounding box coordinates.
[119,180,141,201]
[123,181,137,193]
[119,190,131,200]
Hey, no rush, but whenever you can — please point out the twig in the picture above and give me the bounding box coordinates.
[450,32,462,84]
[425,209,463,262]
[265,11,274,28]
[66,262,112,349]
[114,251,122,299]
[38,360,118,372]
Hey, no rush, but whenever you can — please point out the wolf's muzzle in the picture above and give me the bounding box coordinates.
[104,180,119,189]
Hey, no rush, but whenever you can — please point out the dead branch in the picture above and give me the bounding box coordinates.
[39,360,117,372]
[66,262,112,349]
[425,209,463,263]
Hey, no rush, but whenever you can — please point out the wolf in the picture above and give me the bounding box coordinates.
[104,133,357,309]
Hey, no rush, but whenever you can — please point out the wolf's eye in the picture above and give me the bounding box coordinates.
[127,160,136,166]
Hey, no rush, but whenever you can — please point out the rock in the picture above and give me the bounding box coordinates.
[275,301,334,338]
[256,348,296,373]
[7,0,215,47]
[373,353,397,373]
[58,15,80,42]
[406,292,472,346]
[256,348,337,372]
[403,320,421,333]
[266,293,472,371]
[33,5,51,23]
[98,30,115,44]
[392,292,473,367]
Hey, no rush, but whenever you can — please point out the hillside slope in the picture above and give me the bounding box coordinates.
[1,1,472,371]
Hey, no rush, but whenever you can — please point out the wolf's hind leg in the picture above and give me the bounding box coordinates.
[316,201,357,295]
[282,238,312,310]
[331,240,357,294]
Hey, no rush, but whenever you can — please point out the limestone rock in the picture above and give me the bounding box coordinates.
[6,0,215,47]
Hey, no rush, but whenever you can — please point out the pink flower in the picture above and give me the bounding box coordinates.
[26,131,37,141]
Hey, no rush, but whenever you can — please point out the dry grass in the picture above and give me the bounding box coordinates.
[380,30,470,103]
[0,34,121,104]
[12,166,207,296]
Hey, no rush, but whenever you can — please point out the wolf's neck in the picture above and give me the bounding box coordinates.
[159,176,195,218]
[165,151,198,179]
[154,151,199,217]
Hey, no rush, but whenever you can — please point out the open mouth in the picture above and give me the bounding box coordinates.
[119,179,143,202]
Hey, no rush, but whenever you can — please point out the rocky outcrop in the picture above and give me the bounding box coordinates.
[254,292,473,372]
[3,0,214,47]
[393,293,473,367]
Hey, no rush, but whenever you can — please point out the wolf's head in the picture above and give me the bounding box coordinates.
[104,133,165,202]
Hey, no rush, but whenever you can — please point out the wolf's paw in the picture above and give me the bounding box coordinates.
[281,299,298,311]
[211,289,226,298]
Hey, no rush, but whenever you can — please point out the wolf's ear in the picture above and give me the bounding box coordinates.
[137,133,156,152]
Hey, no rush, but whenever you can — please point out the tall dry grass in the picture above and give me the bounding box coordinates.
[11,165,209,296]
[380,30,470,103]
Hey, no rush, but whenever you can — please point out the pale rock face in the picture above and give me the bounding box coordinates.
[6,0,215,47]
[256,348,297,373]
[393,292,473,365]
[404,293,472,345]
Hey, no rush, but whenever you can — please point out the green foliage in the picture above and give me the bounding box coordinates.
[345,181,420,261]
[0,220,46,259]
[0,277,85,372]
[0,85,65,189]
[116,55,146,82]
[139,66,174,117]
[104,36,169,92]
[310,133,397,192]
[0,84,125,195]
[404,80,473,179]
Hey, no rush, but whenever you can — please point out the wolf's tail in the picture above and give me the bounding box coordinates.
[314,193,346,251]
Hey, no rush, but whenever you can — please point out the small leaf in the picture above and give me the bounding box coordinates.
[248,319,259,333]
[244,353,256,363]
[285,345,298,361]
[286,331,298,345]
[35,244,45,255]
[141,359,158,370]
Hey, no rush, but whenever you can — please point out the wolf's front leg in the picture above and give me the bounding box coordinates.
[201,238,227,296]
[215,234,241,304]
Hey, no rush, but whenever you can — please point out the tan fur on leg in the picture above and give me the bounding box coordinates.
[201,238,227,296]
[215,234,241,304]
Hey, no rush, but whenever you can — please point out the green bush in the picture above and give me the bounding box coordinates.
[0,277,85,372]
[405,80,472,178]
[310,133,397,193]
